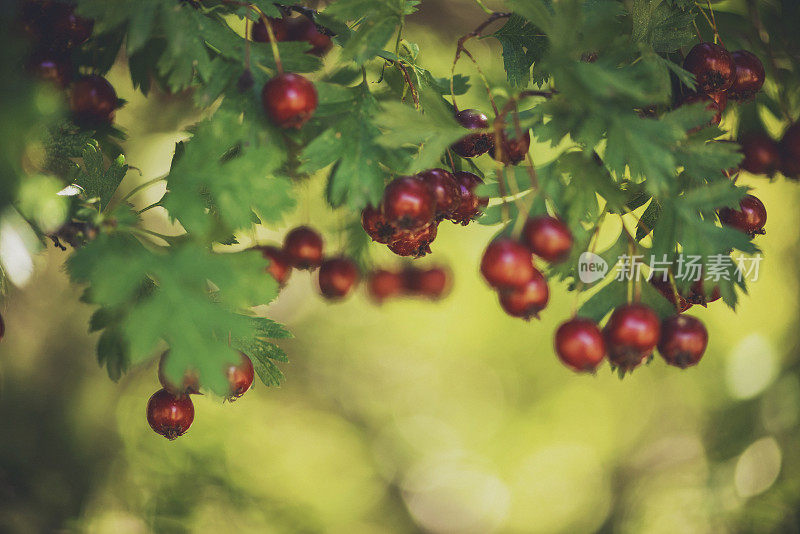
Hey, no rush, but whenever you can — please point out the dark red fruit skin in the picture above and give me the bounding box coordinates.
[522,216,573,263]
[287,17,333,56]
[657,315,708,368]
[603,304,661,371]
[779,123,800,178]
[261,73,317,129]
[70,75,118,126]
[683,42,735,93]
[226,352,255,399]
[147,388,195,440]
[27,50,72,87]
[361,204,398,244]
[450,109,494,158]
[403,266,450,299]
[49,3,93,48]
[388,223,438,257]
[449,171,488,225]
[158,352,201,397]
[686,278,721,306]
[318,257,360,299]
[283,226,324,269]
[258,245,292,286]
[480,238,535,290]
[681,91,727,127]
[382,176,436,231]
[498,268,549,319]
[729,50,765,101]
[251,17,290,43]
[367,269,404,303]
[650,277,692,313]
[417,168,461,220]
[0,312,5,341]
[554,318,606,372]
[740,133,780,175]
[489,130,531,165]
[718,194,766,236]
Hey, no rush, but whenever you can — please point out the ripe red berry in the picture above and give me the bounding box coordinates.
[603,303,661,372]
[283,226,324,269]
[718,194,766,236]
[554,317,606,372]
[258,245,292,285]
[261,73,317,129]
[740,133,780,175]
[448,171,488,225]
[147,388,195,440]
[367,269,404,303]
[287,17,333,56]
[728,50,765,101]
[382,176,436,231]
[417,168,461,220]
[403,266,450,299]
[226,352,255,399]
[450,109,494,158]
[251,17,290,43]
[779,123,800,178]
[27,50,72,87]
[361,204,399,244]
[498,268,549,319]
[489,129,531,165]
[318,257,360,299]
[522,216,573,263]
[158,352,201,397]
[650,277,692,313]
[657,315,708,368]
[49,3,93,48]
[683,42,735,93]
[388,222,438,257]
[70,75,118,126]
[686,278,721,306]
[682,91,727,127]
[480,238,535,290]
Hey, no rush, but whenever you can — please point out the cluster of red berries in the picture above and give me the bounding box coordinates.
[450,109,531,165]
[650,276,721,313]
[367,265,451,303]
[679,43,765,126]
[480,216,573,319]
[361,169,487,257]
[740,122,800,179]
[256,226,361,300]
[252,14,332,57]
[147,351,255,440]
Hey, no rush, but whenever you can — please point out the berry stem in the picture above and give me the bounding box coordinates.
[255,8,284,75]
[120,176,165,202]
[571,206,608,315]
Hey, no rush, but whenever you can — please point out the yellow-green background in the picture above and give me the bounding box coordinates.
[2,1,800,532]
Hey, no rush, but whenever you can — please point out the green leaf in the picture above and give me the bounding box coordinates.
[74,143,128,210]
[578,280,628,322]
[492,14,548,87]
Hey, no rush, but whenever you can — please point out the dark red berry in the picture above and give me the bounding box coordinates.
[779,123,800,178]
[658,315,708,368]
[226,352,255,399]
[49,3,93,48]
[718,194,766,236]
[287,17,333,56]
[388,223,438,257]
[283,226,324,269]
[522,216,573,263]
[158,351,201,397]
[361,204,399,244]
[683,42,735,93]
[147,388,194,440]
[70,75,118,126]
[554,317,606,372]
[686,278,721,306]
[382,176,436,231]
[728,50,765,101]
[417,168,461,220]
[603,303,661,372]
[318,257,360,299]
[367,269,404,303]
[261,73,317,129]
[740,133,780,175]
[258,245,292,286]
[480,238,535,290]
[682,91,727,127]
[27,50,72,87]
[251,17,290,43]
[489,129,531,165]
[448,171,488,225]
[0,312,5,341]
[498,268,549,319]
[450,109,494,158]
[650,276,692,313]
[403,266,450,299]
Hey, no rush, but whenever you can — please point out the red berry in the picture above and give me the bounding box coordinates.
[650,277,692,313]
[70,75,118,126]
[251,17,290,43]
[147,388,194,440]
[158,351,201,396]
[417,168,461,220]
[522,216,573,263]
[226,352,255,399]
[261,73,317,129]
[657,315,708,368]
[0,312,5,341]
[718,194,766,236]
[403,266,450,299]
[686,278,721,306]
[448,171,488,225]
[480,238,535,290]
[382,176,436,231]
[49,3,93,48]
[740,133,780,175]
[361,204,399,244]
[681,91,727,127]
[779,123,800,178]
[388,222,438,257]
[450,109,494,158]
[683,42,735,93]
[489,129,531,165]
[287,17,333,56]
[27,50,72,87]
[603,303,661,372]
[554,317,606,372]
[318,257,360,299]
[367,269,404,303]
[498,268,549,319]
[728,50,765,101]
[283,226,324,269]
[258,245,292,285]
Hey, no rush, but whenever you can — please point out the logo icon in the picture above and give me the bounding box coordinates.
[578,252,608,284]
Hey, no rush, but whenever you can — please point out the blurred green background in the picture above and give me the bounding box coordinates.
[3,1,800,532]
